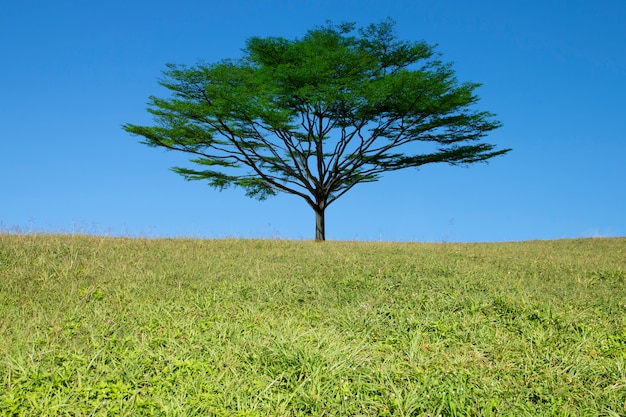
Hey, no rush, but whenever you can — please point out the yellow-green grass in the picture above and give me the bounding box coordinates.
[1,234,625,416]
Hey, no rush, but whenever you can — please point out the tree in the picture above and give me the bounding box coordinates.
[123,20,510,241]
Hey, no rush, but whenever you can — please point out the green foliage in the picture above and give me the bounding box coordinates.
[123,20,509,240]
[1,234,625,416]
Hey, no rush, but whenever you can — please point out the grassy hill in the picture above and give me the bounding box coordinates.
[1,235,625,416]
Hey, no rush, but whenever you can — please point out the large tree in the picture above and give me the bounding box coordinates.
[124,20,509,241]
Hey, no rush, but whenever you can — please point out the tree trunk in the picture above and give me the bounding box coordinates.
[315,206,325,241]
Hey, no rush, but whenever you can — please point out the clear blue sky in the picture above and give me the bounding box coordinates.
[2,0,624,241]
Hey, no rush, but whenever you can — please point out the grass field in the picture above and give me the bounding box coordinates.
[1,234,625,416]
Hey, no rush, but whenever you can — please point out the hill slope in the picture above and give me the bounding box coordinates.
[1,235,625,416]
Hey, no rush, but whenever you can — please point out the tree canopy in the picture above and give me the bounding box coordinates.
[124,20,510,240]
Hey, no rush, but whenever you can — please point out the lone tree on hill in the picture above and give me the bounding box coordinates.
[124,20,510,241]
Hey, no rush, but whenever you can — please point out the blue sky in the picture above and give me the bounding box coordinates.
[2,0,624,241]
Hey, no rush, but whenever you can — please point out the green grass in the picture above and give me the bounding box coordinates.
[1,235,625,416]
